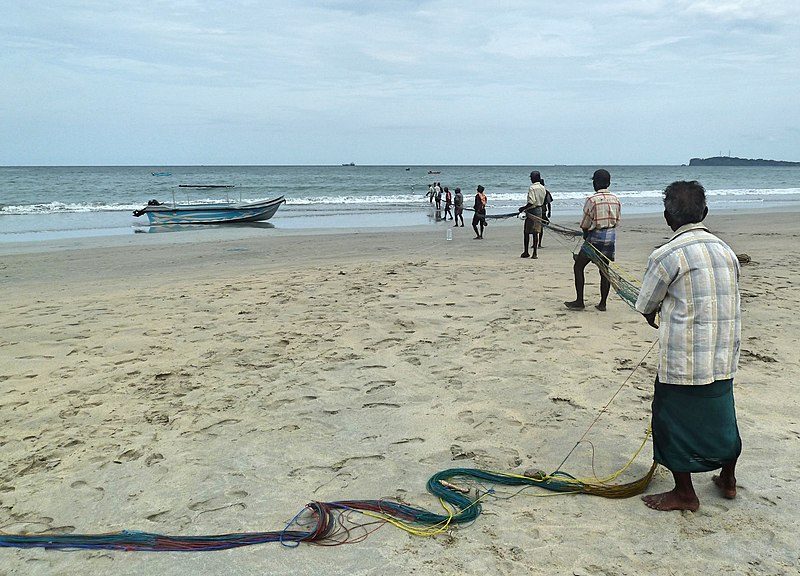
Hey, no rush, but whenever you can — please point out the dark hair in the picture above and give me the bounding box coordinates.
[592,169,611,189]
[663,180,706,226]
[477,185,485,193]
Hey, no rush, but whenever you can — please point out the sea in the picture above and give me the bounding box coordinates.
[2,164,799,243]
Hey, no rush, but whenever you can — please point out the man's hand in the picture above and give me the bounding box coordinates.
[643,311,659,329]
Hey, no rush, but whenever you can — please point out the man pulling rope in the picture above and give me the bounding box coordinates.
[634,180,742,512]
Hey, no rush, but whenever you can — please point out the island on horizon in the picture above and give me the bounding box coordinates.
[689,155,800,167]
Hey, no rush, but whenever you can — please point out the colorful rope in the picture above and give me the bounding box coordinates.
[0,462,656,551]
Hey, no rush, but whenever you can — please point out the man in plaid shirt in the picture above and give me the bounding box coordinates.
[565,169,621,311]
[635,180,741,512]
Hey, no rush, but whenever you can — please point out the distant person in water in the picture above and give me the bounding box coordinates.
[517,170,547,259]
[565,169,620,311]
[434,183,443,211]
[453,187,464,227]
[635,180,742,512]
[426,183,435,203]
[472,185,487,239]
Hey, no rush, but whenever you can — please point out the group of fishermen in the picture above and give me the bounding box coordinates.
[435,167,742,512]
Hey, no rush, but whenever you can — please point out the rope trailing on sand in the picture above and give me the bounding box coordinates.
[463,207,521,220]
[0,461,656,551]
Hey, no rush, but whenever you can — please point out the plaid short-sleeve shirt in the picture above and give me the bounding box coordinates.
[635,223,741,386]
[580,189,621,230]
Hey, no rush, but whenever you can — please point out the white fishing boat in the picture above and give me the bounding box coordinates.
[133,195,285,225]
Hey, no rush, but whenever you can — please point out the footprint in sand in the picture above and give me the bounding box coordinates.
[458,410,475,424]
[391,437,425,446]
[365,380,396,394]
[114,449,143,463]
[188,491,249,518]
[145,453,165,467]
[70,480,105,502]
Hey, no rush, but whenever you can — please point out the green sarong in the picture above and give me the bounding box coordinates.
[652,377,742,473]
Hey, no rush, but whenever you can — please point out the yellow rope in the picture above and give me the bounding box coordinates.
[358,491,495,537]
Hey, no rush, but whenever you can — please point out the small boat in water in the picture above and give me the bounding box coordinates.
[133,196,285,225]
[151,171,172,176]
[178,184,235,188]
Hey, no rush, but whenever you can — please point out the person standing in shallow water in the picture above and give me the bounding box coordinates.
[518,170,547,259]
[453,188,464,227]
[443,187,453,220]
[472,185,487,239]
[635,180,742,512]
[564,169,620,311]
[538,179,552,249]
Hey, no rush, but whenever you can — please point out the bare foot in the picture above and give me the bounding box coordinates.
[564,300,585,310]
[595,303,606,311]
[712,474,737,499]
[642,490,699,512]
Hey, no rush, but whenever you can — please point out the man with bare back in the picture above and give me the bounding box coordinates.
[635,180,742,511]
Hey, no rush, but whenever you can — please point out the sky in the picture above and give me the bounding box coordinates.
[2,1,799,166]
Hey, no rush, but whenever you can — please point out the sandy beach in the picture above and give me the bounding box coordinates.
[1,209,798,575]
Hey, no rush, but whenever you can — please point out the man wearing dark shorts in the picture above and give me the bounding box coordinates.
[472,185,487,239]
[565,169,620,311]
[453,187,464,227]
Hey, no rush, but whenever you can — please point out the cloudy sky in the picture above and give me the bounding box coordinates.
[2,1,799,166]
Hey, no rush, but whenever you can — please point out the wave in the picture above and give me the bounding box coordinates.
[2,188,799,216]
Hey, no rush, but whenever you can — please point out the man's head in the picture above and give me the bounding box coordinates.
[663,180,708,230]
[591,169,611,191]
[530,170,542,184]
[477,185,485,193]
[455,187,461,194]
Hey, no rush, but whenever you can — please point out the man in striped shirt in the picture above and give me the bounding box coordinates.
[635,180,742,512]
[565,169,621,311]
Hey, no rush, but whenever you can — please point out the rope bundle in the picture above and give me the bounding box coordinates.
[0,462,656,551]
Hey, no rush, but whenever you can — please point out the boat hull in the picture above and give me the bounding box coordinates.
[137,196,285,225]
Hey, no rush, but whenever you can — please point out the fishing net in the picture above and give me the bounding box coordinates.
[533,216,642,310]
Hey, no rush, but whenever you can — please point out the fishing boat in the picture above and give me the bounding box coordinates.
[178,184,235,188]
[151,171,172,176]
[133,196,285,225]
